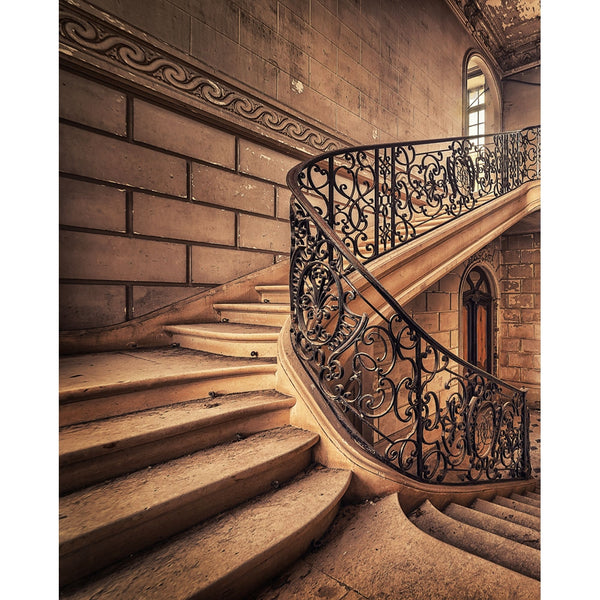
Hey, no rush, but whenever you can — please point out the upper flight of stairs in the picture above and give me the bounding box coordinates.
[59,282,351,599]
[409,487,541,581]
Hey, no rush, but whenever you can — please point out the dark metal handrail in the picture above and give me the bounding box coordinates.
[287,127,540,484]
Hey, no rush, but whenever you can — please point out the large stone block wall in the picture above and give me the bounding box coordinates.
[59,68,295,330]
[59,0,482,330]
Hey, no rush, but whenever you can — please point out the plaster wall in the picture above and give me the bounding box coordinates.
[502,66,540,131]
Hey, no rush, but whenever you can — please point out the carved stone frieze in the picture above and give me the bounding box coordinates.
[59,0,346,155]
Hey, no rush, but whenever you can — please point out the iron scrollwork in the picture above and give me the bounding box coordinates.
[288,128,539,484]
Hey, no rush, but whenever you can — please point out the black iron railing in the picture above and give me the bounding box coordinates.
[287,127,540,484]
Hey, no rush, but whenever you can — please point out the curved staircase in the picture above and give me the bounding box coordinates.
[59,285,351,599]
[60,127,541,598]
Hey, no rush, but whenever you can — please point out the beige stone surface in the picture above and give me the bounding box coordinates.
[132,192,235,245]
[59,69,127,136]
[59,177,126,233]
[133,99,236,169]
[191,245,274,284]
[60,468,351,600]
[238,213,290,252]
[238,140,299,186]
[254,494,540,600]
[59,347,275,399]
[59,123,188,197]
[60,284,126,331]
[59,230,187,282]
[192,163,275,216]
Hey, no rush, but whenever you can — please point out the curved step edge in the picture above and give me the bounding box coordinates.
[59,391,297,494]
[494,495,541,518]
[164,323,280,357]
[60,467,353,600]
[471,498,541,531]
[444,502,540,549]
[410,500,540,580]
[59,427,320,587]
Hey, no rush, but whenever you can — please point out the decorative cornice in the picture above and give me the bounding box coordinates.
[59,0,346,155]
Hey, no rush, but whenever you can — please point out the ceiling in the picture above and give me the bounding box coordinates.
[445,0,540,76]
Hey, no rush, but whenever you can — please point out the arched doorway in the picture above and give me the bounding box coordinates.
[461,265,495,373]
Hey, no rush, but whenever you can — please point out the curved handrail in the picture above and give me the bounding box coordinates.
[287,127,540,485]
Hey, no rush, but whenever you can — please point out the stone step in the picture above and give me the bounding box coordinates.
[59,347,277,426]
[59,426,320,587]
[525,490,541,501]
[409,500,539,580]
[471,498,541,531]
[59,390,296,494]
[510,492,540,508]
[60,467,352,600]
[493,495,541,518]
[164,322,280,358]
[213,302,289,326]
[253,493,539,600]
[444,502,540,549]
[255,284,290,304]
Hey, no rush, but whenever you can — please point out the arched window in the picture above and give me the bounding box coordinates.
[461,266,493,373]
[464,52,502,137]
[466,64,486,145]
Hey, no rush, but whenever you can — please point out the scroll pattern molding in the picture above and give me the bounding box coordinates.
[59,0,345,154]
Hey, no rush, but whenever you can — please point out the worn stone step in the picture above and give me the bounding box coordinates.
[59,347,277,426]
[525,490,541,501]
[164,322,280,358]
[60,467,352,600]
[255,284,289,304]
[410,500,539,580]
[444,502,540,549]
[471,498,541,531]
[213,302,289,326]
[493,495,541,518]
[59,390,296,494]
[253,493,539,600]
[510,492,540,508]
[59,426,320,587]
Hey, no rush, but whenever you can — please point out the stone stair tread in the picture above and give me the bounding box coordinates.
[60,347,276,402]
[60,426,319,552]
[60,467,352,600]
[471,498,541,531]
[213,302,290,312]
[410,500,539,580]
[165,322,281,339]
[493,495,541,517]
[444,502,540,549]
[510,492,540,508]
[60,390,295,466]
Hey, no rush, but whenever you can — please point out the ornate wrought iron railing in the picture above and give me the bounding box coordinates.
[287,127,540,485]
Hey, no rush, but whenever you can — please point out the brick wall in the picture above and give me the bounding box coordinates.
[401,235,541,407]
[59,69,294,330]
[499,232,541,405]
[86,0,474,142]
